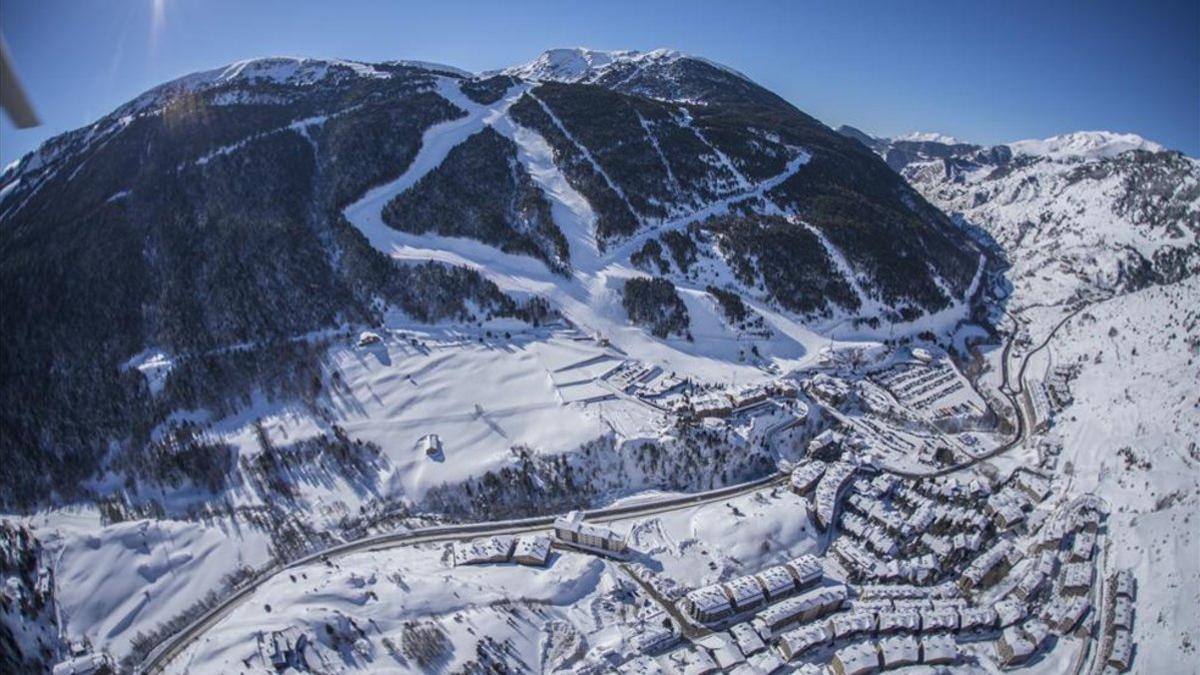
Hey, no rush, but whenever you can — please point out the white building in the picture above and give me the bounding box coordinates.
[830,641,880,675]
[878,634,920,668]
[679,585,733,624]
[920,633,957,665]
[453,536,514,566]
[723,576,767,612]
[957,606,998,631]
[51,654,115,675]
[1108,627,1133,671]
[776,624,830,661]
[877,609,921,634]
[785,555,824,588]
[512,535,551,566]
[553,511,627,556]
[919,608,959,633]
[728,622,766,656]
[752,584,847,639]
[1061,561,1095,595]
[790,461,827,495]
[829,610,877,639]
[660,646,721,675]
[755,565,798,600]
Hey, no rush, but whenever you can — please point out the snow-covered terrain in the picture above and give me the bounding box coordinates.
[1,49,1196,675]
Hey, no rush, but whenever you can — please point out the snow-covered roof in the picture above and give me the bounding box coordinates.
[999,625,1034,660]
[512,535,551,564]
[878,634,920,667]
[1028,615,1052,638]
[755,566,796,599]
[776,623,830,657]
[878,609,921,633]
[554,511,626,547]
[684,584,732,614]
[728,622,765,656]
[829,610,876,638]
[958,606,998,630]
[51,654,113,675]
[755,584,847,629]
[789,461,827,492]
[785,555,823,585]
[832,641,880,673]
[1113,569,1136,598]
[723,576,766,609]
[921,633,958,662]
[994,598,1027,627]
[1061,561,1094,589]
[452,536,514,565]
[919,608,959,632]
[660,645,720,675]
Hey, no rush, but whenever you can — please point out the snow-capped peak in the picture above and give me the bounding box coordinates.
[500,47,748,84]
[894,131,967,145]
[1008,131,1164,160]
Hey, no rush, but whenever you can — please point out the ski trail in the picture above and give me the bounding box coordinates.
[635,110,681,197]
[490,113,601,272]
[343,77,530,242]
[795,218,881,315]
[677,108,752,191]
[601,152,811,265]
[527,92,643,227]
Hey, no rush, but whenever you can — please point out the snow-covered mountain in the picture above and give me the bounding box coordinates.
[500,47,752,88]
[1007,130,1165,160]
[0,49,989,506]
[838,126,1198,306]
[3,48,1198,674]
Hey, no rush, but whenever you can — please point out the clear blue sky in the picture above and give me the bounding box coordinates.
[2,0,1197,166]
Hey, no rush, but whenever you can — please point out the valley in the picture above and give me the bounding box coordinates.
[0,48,1195,675]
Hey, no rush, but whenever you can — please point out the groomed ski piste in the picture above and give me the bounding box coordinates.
[344,75,981,376]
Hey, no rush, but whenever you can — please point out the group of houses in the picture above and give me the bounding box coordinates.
[1099,569,1137,673]
[677,555,825,625]
[789,456,860,531]
[680,380,801,420]
[452,534,552,567]
[989,494,1107,666]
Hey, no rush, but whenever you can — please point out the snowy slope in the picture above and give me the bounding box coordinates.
[4,47,1197,674]
[1026,277,1199,672]
[887,133,1198,307]
[501,47,750,87]
[1008,131,1165,160]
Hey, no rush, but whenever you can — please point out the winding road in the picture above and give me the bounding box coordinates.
[138,471,788,673]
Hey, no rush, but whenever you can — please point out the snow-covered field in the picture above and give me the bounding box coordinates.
[1030,276,1200,671]
[164,485,823,674]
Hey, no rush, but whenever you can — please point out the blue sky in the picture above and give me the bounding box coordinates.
[1,0,1197,166]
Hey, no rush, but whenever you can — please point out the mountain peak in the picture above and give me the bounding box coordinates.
[1008,131,1165,160]
[500,47,747,84]
[893,131,968,145]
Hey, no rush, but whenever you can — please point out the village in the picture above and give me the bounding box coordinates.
[49,324,1132,675]
[222,332,1130,675]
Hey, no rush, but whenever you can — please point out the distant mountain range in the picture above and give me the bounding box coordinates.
[836,125,1198,305]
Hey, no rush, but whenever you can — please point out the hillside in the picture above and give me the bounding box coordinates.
[0,50,988,507]
[838,127,1199,307]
